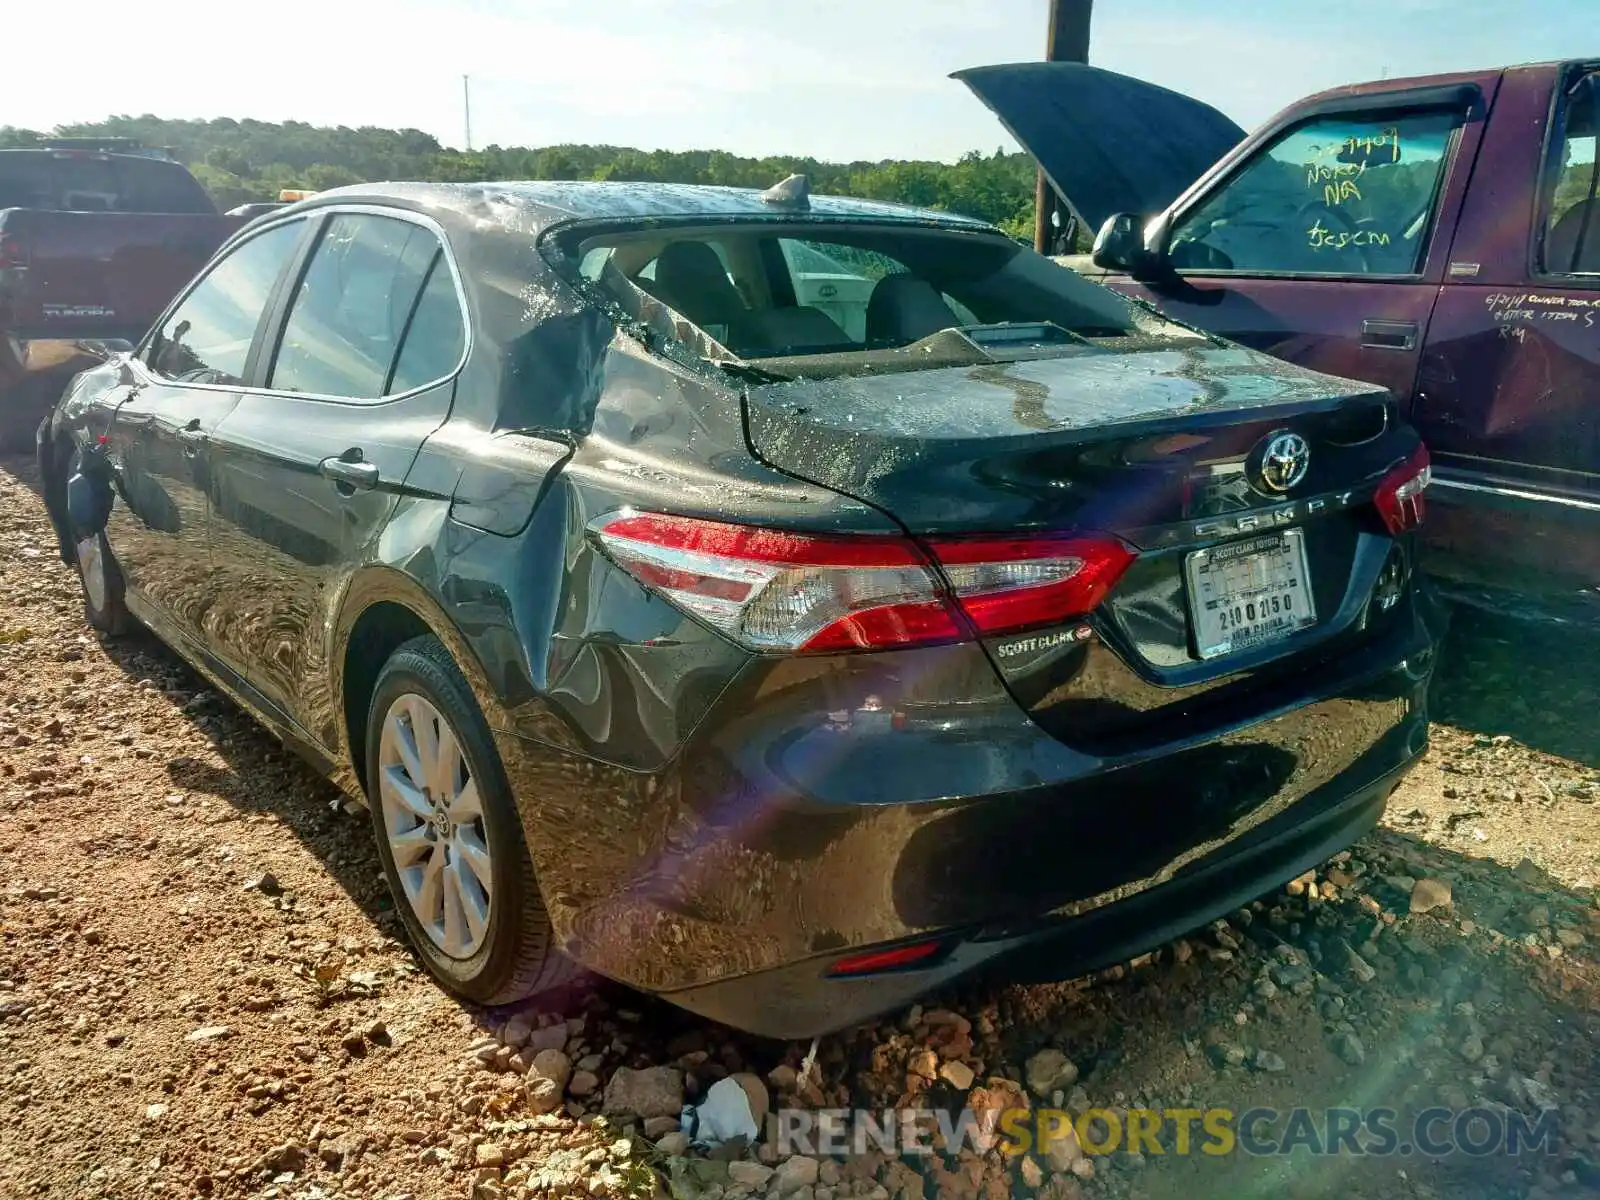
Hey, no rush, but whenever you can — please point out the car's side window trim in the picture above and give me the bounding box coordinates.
[1531,61,1600,286]
[1157,97,1478,284]
[250,204,472,406]
[382,250,447,396]
[131,215,313,391]
[244,211,330,389]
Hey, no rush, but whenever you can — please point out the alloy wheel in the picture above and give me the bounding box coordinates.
[77,534,107,614]
[376,693,493,958]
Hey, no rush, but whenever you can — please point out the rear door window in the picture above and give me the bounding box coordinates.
[1540,72,1600,275]
[267,214,442,400]
[1168,109,1462,276]
[144,220,306,385]
[387,257,467,394]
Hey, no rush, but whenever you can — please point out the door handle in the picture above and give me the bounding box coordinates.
[1361,319,1419,351]
[318,451,379,492]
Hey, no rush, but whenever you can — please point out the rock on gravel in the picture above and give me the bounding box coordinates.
[1336,939,1378,984]
[475,1142,506,1168]
[772,1154,820,1195]
[1332,1032,1367,1066]
[602,1065,685,1118]
[938,1060,975,1090]
[525,1048,573,1114]
[655,1131,691,1156]
[1410,877,1453,914]
[1252,1048,1288,1073]
[1025,1048,1079,1096]
[728,1161,775,1188]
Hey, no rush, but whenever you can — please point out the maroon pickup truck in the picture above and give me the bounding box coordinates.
[961,59,1600,620]
[0,147,245,448]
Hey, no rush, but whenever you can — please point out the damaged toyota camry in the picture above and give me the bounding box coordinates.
[36,179,1438,1038]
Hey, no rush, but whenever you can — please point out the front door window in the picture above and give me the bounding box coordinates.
[1169,109,1462,277]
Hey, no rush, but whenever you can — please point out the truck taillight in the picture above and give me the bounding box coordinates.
[593,512,1134,654]
[0,234,25,270]
[1374,444,1432,534]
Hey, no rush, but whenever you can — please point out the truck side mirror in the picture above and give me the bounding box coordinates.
[1092,213,1168,279]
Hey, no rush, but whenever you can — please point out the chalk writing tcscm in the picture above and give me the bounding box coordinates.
[1307,220,1392,251]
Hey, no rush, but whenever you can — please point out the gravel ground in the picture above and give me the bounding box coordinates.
[1,453,1596,1200]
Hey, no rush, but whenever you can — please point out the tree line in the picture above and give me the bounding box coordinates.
[0,116,1040,238]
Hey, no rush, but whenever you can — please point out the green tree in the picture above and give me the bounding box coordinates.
[11,114,1043,230]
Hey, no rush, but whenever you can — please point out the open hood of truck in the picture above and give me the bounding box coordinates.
[953,61,1247,232]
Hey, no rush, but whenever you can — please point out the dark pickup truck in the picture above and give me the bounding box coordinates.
[960,58,1600,619]
[0,147,244,448]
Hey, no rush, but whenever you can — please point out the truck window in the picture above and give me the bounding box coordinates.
[112,158,215,215]
[1168,109,1462,277]
[1541,73,1600,275]
[0,151,215,214]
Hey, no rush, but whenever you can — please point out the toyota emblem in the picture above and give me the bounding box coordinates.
[1250,431,1311,494]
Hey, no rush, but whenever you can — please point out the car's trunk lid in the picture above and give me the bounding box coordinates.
[952,61,1246,231]
[743,340,1417,753]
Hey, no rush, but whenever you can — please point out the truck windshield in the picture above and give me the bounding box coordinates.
[558,221,1190,378]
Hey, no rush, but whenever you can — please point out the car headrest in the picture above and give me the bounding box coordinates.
[865,275,961,345]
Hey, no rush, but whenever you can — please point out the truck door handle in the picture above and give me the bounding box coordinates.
[318,451,379,492]
[1361,319,1419,351]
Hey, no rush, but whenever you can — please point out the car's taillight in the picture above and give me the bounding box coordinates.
[1375,444,1432,534]
[931,534,1136,635]
[593,513,1136,654]
[0,234,26,271]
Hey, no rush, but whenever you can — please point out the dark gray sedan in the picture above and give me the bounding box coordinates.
[38,180,1437,1037]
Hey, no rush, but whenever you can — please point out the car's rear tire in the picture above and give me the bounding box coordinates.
[365,634,575,1004]
[75,527,132,635]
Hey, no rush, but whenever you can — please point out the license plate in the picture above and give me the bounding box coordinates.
[1185,529,1317,660]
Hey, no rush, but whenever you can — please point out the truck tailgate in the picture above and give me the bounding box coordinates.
[0,209,245,341]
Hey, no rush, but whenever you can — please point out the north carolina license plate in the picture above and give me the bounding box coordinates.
[1185,529,1317,660]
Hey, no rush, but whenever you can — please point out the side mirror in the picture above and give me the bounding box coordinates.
[1092,213,1167,279]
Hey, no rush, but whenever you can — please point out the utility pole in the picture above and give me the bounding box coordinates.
[1034,0,1093,253]
[463,75,473,152]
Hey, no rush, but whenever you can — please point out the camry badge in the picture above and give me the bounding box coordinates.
[1251,430,1311,494]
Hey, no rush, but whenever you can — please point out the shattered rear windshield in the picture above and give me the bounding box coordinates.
[551,220,1196,380]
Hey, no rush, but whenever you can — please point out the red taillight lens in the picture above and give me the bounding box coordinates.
[933,534,1137,635]
[826,938,945,976]
[594,513,1136,654]
[0,234,26,271]
[1374,444,1432,534]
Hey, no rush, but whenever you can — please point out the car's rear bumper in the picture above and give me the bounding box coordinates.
[664,740,1412,1039]
[496,581,1436,1038]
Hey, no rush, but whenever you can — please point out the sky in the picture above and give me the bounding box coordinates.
[2,0,1594,162]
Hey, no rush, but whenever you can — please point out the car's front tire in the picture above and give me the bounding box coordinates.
[365,634,575,1004]
[75,527,132,635]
